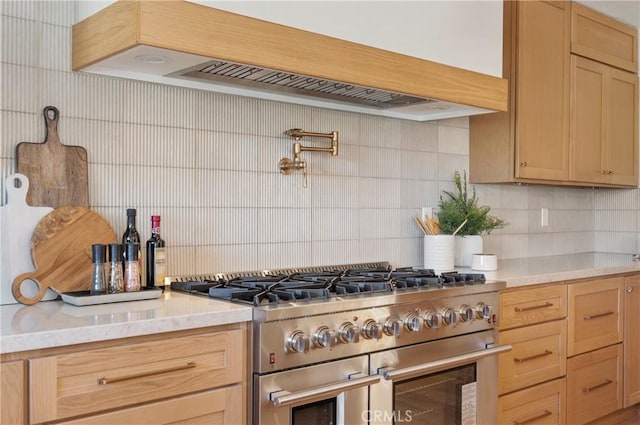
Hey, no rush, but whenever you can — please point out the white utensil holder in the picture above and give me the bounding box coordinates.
[424,235,455,273]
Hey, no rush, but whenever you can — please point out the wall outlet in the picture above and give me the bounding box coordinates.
[541,208,549,227]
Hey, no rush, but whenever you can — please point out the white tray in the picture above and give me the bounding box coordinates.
[60,288,163,306]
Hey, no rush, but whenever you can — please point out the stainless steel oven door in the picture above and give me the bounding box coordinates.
[369,330,511,425]
[256,354,379,425]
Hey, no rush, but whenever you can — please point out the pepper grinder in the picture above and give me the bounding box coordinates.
[124,243,141,292]
[107,243,124,294]
[90,244,107,295]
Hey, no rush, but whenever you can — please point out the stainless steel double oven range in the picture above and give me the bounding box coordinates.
[171,263,511,425]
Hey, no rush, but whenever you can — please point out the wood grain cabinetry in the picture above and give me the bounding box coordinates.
[29,329,244,424]
[58,386,244,425]
[0,324,247,425]
[570,54,638,186]
[470,0,638,188]
[567,277,623,357]
[571,1,638,72]
[0,360,26,425]
[624,275,640,407]
[566,344,623,425]
[498,378,566,425]
[497,284,567,424]
[470,0,570,185]
[498,320,566,395]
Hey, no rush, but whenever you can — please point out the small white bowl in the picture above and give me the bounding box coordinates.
[471,254,498,271]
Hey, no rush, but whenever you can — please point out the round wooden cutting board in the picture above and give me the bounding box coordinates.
[12,206,117,305]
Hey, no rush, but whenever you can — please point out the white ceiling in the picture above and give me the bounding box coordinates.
[576,0,640,28]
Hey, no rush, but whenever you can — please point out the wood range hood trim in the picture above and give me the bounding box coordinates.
[72,0,509,121]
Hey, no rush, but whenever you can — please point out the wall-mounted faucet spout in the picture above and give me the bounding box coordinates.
[279,129,339,188]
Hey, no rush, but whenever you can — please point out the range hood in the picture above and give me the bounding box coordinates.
[72,1,508,121]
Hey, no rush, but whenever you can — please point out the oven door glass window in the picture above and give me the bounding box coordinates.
[393,364,476,425]
[292,398,337,425]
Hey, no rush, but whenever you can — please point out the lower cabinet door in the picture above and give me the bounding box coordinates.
[499,378,566,425]
[58,385,244,425]
[567,344,623,425]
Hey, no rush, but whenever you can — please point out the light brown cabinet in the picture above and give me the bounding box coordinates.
[470,0,571,185]
[571,1,638,72]
[498,320,566,394]
[567,276,624,357]
[498,378,566,425]
[0,360,26,425]
[570,55,638,185]
[625,275,640,407]
[497,284,567,424]
[470,0,638,188]
[566,344,624,425]
[1,324,247,425]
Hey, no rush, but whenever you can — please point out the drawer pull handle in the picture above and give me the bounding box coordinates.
[583,311,614,320]
[514,302,553,312]
[583,379,613,393]
[97,362,196,385]
[513,409,552,425]
[514,350,552,363]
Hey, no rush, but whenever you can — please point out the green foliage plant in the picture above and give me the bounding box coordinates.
[438,171,508,236]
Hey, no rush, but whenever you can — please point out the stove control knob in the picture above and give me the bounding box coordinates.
[458,304,474,322]
[404,313,422,332]
[362,320,383,340]
[287,331,310,353]
[423,311,440,329]
[338,322,361,344]
[383,318,403,336]
[475,302,492,320]
[313,326,338,349]
[441,308,457,326]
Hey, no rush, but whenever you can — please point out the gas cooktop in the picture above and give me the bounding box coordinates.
[170,263,490,307]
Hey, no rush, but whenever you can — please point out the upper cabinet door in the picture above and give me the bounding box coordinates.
[515,1,571,181]
[570,56,638,186]
[606,67,638,186]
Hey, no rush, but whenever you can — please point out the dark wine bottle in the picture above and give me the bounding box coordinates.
[122,208,142,284]
[146,215,166,289]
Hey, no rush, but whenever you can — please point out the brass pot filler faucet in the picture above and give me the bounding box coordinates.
[279,129,339,187]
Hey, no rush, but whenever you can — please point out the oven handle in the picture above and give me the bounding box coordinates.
[379,344,512,382]
[270,373,381,407]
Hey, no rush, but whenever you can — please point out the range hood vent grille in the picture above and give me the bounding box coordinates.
[172,60,436,109]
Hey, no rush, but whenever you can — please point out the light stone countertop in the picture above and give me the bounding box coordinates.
[462,252,640,288]
[2,253,638,355]
[0,290,252,354]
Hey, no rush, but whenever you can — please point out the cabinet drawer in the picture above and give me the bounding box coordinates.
[566,344,623,425]
[499,378,565,425]
[568,277,623,356]
[30,329,244,423]
[58,385,244,425]
[1,361,25,425]
[500,285,567,329]
[499,320,566,394]
[571,2,638,73]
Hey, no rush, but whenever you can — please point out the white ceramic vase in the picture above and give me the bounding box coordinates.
[455,235,483,267]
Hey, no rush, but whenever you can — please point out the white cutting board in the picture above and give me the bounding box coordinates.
[0,174,57,304]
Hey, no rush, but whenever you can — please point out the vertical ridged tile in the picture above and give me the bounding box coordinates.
[438,125,469,155]
[40,23,69,71]
[257,208,312,243]
[1,16,39,67]
[360,114,401,147]
[196,131,258,171]
[36,0,76,26]
[123,80,194,128]
[257,242,312,270]
[0,1,39,21]
[1,64,38,112]
[256,99,314,137]
[0,111,40,158]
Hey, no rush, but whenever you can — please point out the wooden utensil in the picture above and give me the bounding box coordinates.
[12,206,117,305]
[414,216,430,235]
[16,106,89,208]
[0,174,56,304]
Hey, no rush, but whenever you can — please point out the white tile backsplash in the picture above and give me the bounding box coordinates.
[3,0,638,278]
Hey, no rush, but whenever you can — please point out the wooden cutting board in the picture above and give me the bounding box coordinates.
[0,174,56,304]
[12,206,117,305]
[16,106,89,208]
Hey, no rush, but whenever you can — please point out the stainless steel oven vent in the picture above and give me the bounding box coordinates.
[172,60,435,109]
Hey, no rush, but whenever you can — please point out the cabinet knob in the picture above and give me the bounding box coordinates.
[519,162,527,167]
[627,286,634,293]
